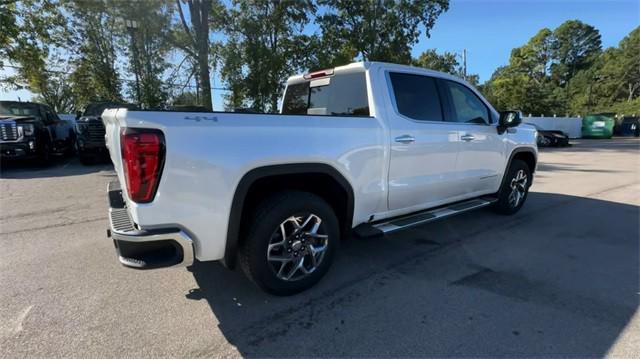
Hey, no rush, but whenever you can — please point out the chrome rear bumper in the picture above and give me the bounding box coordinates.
[107,181,194,269]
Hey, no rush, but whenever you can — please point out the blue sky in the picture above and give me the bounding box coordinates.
[417,0,639,82]
[1,0,638,111]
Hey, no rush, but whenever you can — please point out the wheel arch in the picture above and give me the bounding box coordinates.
[223,163,355,268]
[499,147,537,191]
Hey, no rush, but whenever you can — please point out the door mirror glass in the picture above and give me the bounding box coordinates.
[499,111,521,128]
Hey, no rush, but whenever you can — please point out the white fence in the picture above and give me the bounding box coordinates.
[522,116,583,138]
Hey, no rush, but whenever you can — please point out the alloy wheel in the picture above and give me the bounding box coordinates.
[508,169,528,208]
[266,213,328,281]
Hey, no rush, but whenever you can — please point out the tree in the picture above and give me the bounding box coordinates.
[1,0,74,112]
[598,27,640,103]
[412,49,479,85]
[114,0,173,108]
[172,0,216,110]
[317,0,449,65]
[483,20,603,115]
[551,20,602,85]
[217,0,315,112]
[65,0,123,109]
[412,49,458,73]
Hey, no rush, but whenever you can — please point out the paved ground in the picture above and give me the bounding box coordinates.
[1,138,638,358]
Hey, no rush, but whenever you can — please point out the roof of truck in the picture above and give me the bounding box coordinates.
[286,61,466,86]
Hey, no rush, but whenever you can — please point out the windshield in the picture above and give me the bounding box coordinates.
[0,102,41,119]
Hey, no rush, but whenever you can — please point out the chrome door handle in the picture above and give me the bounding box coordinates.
[461,134,475,141]
[395,135,415,144]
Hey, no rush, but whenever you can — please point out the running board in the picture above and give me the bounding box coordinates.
[357,197,497,236]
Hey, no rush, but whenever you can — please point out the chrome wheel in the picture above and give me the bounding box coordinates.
[267,214,328,281]
[508,169,528,208]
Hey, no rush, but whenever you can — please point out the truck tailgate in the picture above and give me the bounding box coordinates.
[101,108,127,196]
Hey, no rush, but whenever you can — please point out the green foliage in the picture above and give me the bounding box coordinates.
[216,0,315,112]
[413,49,458,73]
[113,0,173,109]
[171,0,216,110]
[64,0,123,109]
[550,20,602,85]
[1,0,74,112]
[171,91,200,106]
[483,20,616,116]
[412,49,479,85]
[316,0,449,66]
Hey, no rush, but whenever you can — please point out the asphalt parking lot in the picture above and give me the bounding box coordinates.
[1,138,638,358]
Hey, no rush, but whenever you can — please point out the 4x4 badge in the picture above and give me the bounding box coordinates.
[184,116,218,122]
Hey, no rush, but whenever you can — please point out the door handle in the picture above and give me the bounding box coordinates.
[395,135,415,144]
[461,134,475,142]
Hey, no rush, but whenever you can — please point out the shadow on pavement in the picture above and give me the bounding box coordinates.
[0,157,113,179]
[187,192,638,357]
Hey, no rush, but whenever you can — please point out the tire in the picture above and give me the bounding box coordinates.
[240,191,340,295]
[65,135,77,157]
[36,142,51,166]
[492,159,531,215]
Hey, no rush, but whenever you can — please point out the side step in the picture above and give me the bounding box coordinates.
[355,197,497,237]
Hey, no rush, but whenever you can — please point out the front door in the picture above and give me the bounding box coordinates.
[440,80,505,196]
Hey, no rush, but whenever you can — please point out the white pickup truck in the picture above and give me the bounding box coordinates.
[103,62,537,295]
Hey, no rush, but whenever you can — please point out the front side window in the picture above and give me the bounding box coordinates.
[389,72,443,122]
[281,72,370,116]
[444,81,489,124]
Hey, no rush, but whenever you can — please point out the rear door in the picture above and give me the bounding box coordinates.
[440,80,505,196]
[386,72,462,211]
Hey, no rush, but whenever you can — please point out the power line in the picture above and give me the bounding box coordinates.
[1,64,230,91]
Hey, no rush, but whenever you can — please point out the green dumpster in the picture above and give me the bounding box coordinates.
[582,113,615,138]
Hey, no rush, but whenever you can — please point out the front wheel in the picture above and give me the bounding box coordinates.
[240,191,339,295]
[493,159,531,215]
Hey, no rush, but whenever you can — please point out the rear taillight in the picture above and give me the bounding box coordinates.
[120,128,165,203]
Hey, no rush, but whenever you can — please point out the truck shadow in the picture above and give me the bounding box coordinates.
[187,192,638,357]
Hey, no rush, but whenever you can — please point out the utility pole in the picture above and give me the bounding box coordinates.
[455,49,468,81]
[462,49,467,81]
[125,19,141,107]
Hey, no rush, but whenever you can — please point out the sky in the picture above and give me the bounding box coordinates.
[416,0,639,83]
[1,0,638,111]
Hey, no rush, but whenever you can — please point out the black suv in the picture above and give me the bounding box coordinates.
[0,101,75,164]
[75,102,137,164]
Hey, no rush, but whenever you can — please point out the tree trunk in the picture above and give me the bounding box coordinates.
[186,0,212,111]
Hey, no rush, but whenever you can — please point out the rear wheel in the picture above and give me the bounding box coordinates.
[493,159,531,215]
[240,191,339,295]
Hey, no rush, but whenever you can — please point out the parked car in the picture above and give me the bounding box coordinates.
[525,123,570,147]
[103,62,538,295]
[0,101,75,164]
[75,102,137,164]
[619,116,639,137]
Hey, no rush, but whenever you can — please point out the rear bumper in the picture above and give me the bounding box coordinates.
[107,181,194,269]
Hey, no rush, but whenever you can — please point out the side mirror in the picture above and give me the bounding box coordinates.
[499,111,521,128]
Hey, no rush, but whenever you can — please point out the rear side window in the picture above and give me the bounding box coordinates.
[389,72,443,122]
[282,72,370,116]
[444,81,489,124]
